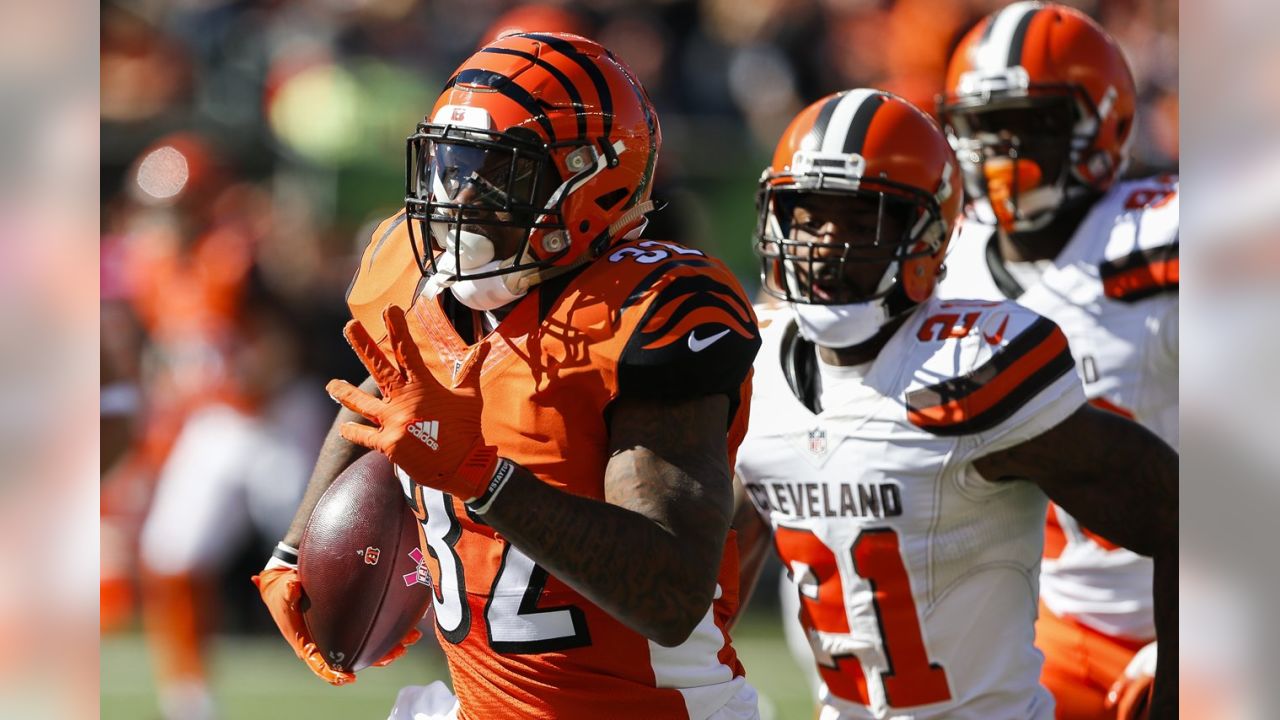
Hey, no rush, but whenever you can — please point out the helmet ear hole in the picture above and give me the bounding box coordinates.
[1114,116,1131,143]
[594,188,627,210]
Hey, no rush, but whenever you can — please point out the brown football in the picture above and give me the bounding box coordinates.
[298,451,432,673]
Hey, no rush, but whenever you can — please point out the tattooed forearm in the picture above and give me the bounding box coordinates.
[481,393,733,647]
[283,375,380,547]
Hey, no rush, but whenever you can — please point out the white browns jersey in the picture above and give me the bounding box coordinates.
[737,298,1085,720]
[937,176,1179,641]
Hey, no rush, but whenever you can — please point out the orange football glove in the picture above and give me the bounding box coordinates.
[251,562,355,686]
[326,305,498,501]
[1106,641,1156,720]
[371,627,424,667]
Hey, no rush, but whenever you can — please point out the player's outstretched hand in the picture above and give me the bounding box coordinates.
[252,564,356,686]
[326,305,498,501]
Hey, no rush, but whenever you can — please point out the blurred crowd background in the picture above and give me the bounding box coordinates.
[95,0,1184,718]
[101,0,1179,300]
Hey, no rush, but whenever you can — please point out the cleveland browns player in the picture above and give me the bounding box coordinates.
[936,4,1178,718]
[729,89,1176,719]
[254,33,763,719]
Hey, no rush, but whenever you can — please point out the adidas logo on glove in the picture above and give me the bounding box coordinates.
[409,420,440,451]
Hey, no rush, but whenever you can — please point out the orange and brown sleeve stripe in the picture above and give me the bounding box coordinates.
[906,317,1074,436]
[1100,242,1179,302]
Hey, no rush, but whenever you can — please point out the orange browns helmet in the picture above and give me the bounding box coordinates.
[405,32,660,287]
[756,89,961,307]
[938,2,1137,232]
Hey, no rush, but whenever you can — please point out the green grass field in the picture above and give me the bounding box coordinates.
[101,613,815,719]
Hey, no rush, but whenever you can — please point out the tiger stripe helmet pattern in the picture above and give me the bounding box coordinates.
[756,89,961,306]
[406,33,660,284]
[938,2,1137,230]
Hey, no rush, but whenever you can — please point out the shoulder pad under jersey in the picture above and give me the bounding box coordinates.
[1078,175,1180,303]
[345,212,423,341]
[593,239,761,401]
[901,297,1079,436]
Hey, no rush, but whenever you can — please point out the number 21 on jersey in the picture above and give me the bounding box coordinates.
[775,526,951,708]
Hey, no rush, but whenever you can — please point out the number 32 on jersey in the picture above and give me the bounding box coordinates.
[776,526,951,709]
[402,472,591,652]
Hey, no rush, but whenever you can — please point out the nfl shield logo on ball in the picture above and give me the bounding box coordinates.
[807,428,827,455]
[363,546,381,565]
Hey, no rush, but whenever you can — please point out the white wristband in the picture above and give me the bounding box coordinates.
[467,459,515,515]
[265,542,299,570]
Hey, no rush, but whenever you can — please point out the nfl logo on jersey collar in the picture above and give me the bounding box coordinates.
[786,425,838,468]
[808,428,827,454]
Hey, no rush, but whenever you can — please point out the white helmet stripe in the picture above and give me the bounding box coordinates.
[974,1,1041,73]
[821,89,879,154]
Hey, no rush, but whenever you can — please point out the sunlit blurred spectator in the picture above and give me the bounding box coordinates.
[101,134,329,720]
[101,6,193,122]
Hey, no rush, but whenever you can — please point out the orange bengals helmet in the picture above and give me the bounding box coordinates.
[757,89,960,311]
[406,33,660,287]
[938,2,1136,232]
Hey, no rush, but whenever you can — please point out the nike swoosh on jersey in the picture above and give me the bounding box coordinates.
[688,327,732,352]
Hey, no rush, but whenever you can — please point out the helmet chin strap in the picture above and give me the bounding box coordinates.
[606,200,655,242]
[786,252,903,347]
[792,300,892,348]
[429,223,496,270]
[419,250,532,311]
[423,201,658,312]
[448,260,530,311]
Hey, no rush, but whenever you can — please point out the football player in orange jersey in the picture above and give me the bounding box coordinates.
[728,89,1176,720]
[254,33,764,719]
[936,4,1178,718]
[101,134,329,720]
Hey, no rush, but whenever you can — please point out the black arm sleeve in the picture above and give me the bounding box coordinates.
[616,273,761,404]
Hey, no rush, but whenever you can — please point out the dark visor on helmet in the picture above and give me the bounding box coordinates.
[405,123,565,279]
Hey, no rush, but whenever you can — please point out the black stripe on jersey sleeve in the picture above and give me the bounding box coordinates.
[616,274,761,414]
[905,317,1074,436]
[914,346,1073,436]
[907,317,1058,408]
[1099,241,1179,303]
